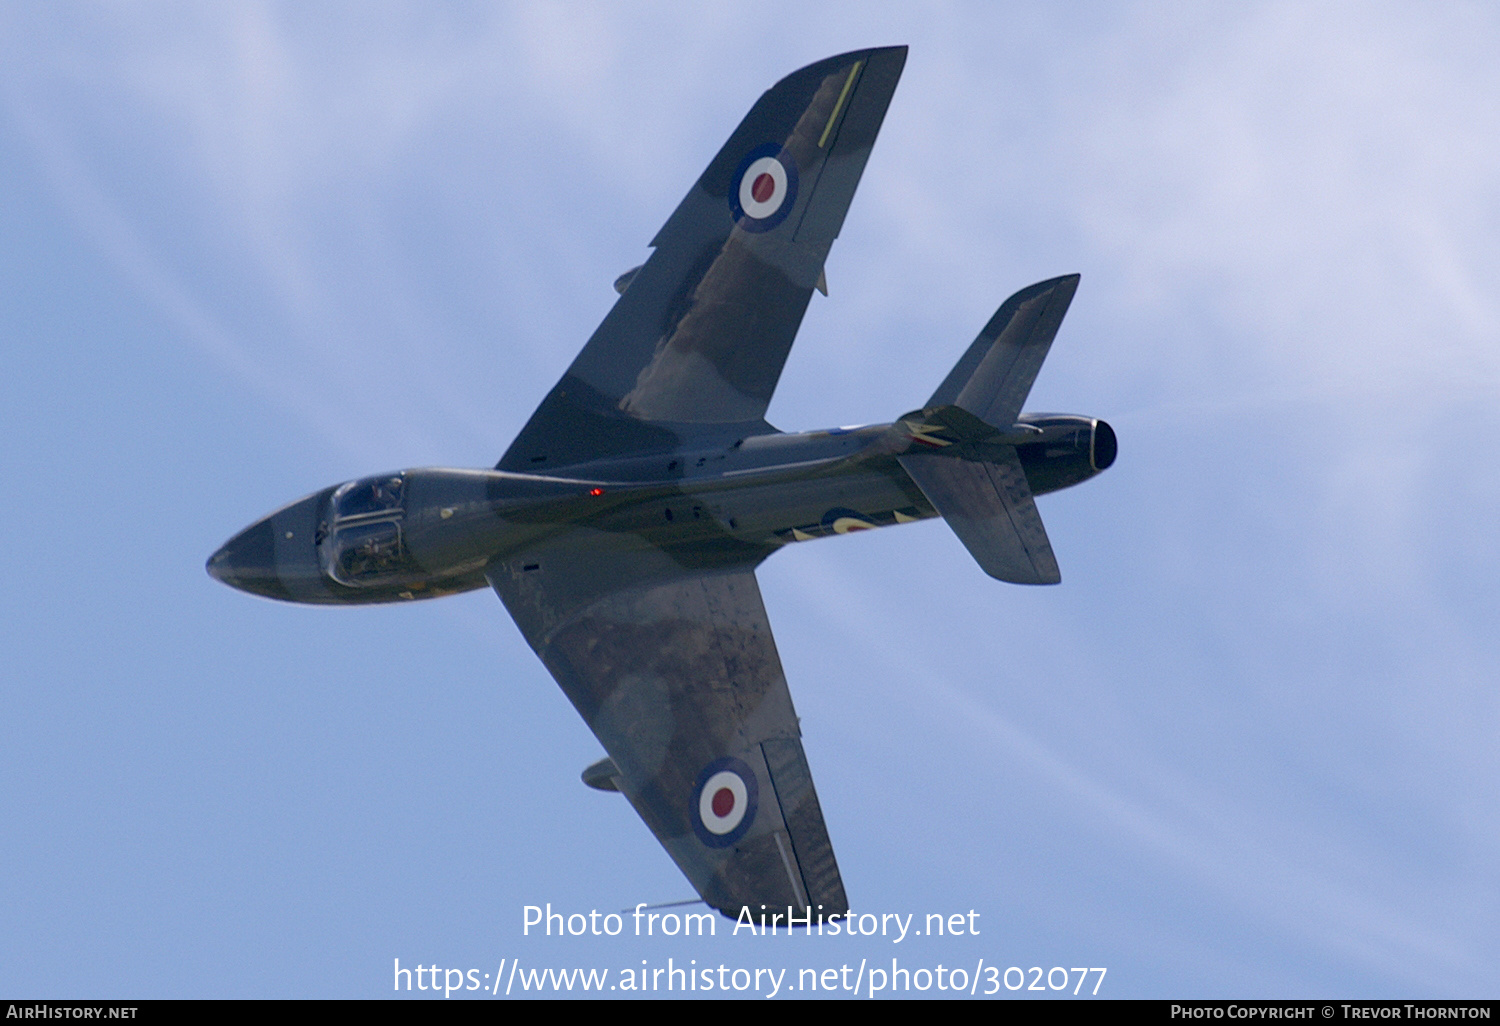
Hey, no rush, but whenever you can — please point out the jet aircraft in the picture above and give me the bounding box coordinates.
[207,46,1116,919]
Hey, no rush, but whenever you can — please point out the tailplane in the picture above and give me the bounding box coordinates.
[927,274,1078,424]
[898,275,1081,584]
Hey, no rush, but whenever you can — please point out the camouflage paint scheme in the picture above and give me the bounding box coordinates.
[207,47,1116,919]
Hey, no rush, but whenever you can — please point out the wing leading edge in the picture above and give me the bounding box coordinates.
[488,537,846,917]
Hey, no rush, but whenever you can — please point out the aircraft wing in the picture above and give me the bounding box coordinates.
[487,535,847,918]
[499,46,907,471]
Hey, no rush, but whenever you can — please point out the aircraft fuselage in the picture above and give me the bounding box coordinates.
[208,412,1114,606]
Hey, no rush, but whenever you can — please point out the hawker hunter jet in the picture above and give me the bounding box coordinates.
[208,46,1115,919]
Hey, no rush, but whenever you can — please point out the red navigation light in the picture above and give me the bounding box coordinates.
[589,487,604,497]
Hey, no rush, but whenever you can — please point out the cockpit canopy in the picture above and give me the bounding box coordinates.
[320,473,417,588]
[330,474,405,520]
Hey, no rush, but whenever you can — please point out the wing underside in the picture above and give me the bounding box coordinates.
[487,534,846,917]
[498,46,907,472]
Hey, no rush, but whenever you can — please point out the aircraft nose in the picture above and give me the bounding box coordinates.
[205,544,231,584]
[206,518,289,599]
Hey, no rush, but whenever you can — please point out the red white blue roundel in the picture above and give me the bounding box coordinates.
[729,144,798,232]
[691,756,759,847]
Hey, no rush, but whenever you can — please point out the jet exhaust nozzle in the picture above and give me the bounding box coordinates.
[1092,419,1117,472]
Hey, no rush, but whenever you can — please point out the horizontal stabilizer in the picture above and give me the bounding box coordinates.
[899,448,1060,584]
[927,274,1079,427]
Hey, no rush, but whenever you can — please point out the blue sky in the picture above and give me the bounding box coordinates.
[4,2,1499,999]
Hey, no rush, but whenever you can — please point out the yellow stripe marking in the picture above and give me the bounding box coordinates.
[819,60,862,148]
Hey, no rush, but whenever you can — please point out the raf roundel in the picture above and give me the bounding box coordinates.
[729,144,798,232]
[690,757,759,847]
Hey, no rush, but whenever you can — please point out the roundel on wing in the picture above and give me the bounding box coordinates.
[729,144,798,232]
[690,756,759,848]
